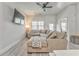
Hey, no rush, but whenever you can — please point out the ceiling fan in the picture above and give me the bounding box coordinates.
[36,2,53,11]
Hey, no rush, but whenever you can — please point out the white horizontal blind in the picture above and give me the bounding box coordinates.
[32,21,38,30]
[32,21,44,30]
[38,21,44,30]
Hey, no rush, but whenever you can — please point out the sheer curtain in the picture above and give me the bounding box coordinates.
[61,18,67,32]
[49,24,54,31]
[57,18,68,32]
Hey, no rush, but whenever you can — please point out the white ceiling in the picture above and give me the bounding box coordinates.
[5,2,75,16]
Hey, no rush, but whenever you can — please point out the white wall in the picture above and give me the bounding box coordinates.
[0,3,25,50]
[57,4,76,35]
[32,15,56,29]
[76,4,79,33]
[0,3,3,49]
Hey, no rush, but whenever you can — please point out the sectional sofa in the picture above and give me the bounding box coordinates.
[27,31,68,53]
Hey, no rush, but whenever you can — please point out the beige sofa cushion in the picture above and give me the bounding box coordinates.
[57,32,66,39]
[47,31,53,39]
[31,30,40,36]
[32,33,40,36]
[48,31,57,39]
[40,30,47,34]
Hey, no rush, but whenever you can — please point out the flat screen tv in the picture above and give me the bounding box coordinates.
[13,9,24,25]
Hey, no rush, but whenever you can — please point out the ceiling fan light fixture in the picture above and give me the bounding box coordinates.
[43,8,46,11]
[36,2,53,12]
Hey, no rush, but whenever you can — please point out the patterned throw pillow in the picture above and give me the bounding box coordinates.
[47,31,53,39]
[32,36,41,48]
[49,31,57,39]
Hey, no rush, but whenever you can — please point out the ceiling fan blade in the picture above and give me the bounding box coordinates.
[36,3,42,7]
[43,2,49,6]
[45,6,53,8]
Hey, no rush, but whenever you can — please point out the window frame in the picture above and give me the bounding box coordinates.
[32,21,44,30]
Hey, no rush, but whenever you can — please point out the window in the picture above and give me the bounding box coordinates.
[32,21,44,30]
[57,18,67,32]
[38,21,44,30]
[61,18,67,32]
[32,21,38,30]
[49,24,54,31]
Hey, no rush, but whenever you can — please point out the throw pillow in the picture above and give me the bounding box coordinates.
[57,32,66,39]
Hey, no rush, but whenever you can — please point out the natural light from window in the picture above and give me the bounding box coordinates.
[32,21,44,30]
[49,24,54,31]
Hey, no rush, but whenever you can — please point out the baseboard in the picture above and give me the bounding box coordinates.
[0,35,26,55]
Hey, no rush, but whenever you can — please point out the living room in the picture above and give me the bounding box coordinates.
[0,2,79,56]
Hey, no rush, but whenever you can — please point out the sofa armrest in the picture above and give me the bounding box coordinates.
[48,39,68,52]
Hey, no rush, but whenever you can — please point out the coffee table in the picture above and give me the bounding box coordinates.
[27,40,49,54]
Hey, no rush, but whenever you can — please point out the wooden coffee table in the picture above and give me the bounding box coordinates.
[27,46,49,54]
[27,37,49,53]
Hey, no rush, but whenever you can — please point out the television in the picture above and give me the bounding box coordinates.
[13,9,24,25]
